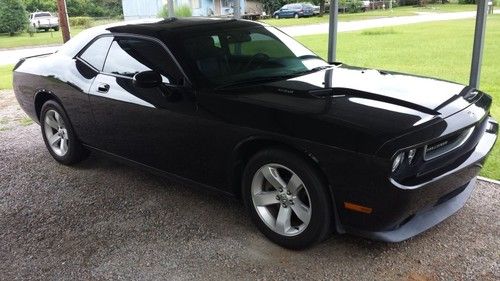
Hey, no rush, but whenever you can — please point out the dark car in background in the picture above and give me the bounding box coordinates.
[273,3,315,19]
[12,18,498,249]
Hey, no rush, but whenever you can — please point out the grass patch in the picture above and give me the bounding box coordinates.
[0,65,13,89]
[296,15,500,179]
[0,28,84,49]
[19,116,34,126]
[260,4,477,27]
[361,28,398,35]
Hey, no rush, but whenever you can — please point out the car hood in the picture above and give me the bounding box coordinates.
[217,65,481,152]
[285,65,471,116]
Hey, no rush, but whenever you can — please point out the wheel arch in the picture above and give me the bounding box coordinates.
[34,90,64,122]
[230,136,327,197]
[230,136,343,233]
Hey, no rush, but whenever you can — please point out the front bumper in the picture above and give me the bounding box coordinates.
[341,116,497,242]
[345,178,476,242]
[37,23,58,28]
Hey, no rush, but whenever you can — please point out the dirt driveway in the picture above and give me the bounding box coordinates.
[0,90,498,280]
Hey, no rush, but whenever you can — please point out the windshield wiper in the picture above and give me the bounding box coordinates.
[216,66,333,90]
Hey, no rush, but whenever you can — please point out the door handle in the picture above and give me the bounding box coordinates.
[97,83,110,93]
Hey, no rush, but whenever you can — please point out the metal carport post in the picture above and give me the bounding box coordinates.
[326,0,490,89]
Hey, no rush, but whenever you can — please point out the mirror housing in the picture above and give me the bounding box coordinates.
[133,70,162,88]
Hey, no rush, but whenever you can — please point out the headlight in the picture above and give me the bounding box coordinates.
[408,149,416,164]
[392,152,405,172]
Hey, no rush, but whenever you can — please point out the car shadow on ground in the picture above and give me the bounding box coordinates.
[72,152,410,252]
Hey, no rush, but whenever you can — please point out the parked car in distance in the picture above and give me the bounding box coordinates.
[273,3,314,19]
[13,18,498,249]
[305,3,321,15]
[29,12,59,31]
[361,0,371,11]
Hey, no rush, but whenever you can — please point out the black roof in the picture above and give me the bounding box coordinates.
[106,17,264,37]
[58,18,266,57]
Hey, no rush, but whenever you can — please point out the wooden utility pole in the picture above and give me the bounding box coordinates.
[56,0,71,43]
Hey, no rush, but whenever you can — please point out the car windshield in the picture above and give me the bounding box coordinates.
[180,26,329,88]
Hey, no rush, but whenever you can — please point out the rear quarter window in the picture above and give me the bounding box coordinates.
[103,37,182,84]
[79,36,113,71]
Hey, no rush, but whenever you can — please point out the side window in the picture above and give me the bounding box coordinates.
[79,36,113,70]
[103,38,181,84]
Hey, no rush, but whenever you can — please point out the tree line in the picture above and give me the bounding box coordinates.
[22,0,123,17]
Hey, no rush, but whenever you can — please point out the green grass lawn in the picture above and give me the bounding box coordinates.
[296,15,500,179]
[261,4,478,27]
[0,65,13,90]
[0,28,84,49]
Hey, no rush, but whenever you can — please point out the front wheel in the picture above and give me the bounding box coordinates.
[294,13,299,19]
[242,149,333,249]
[53,26,59,31]
[274,14,279,19]
[40,100,89,165]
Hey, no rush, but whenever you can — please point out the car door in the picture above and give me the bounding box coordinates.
[281,5,290,17]
[88,35,201,180]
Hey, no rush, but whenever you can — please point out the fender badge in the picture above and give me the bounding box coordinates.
[277,88,294,94]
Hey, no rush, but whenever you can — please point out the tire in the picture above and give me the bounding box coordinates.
[40,100,89,165]
[44,28,49,32]
[275,14,279,19]
[242,148,333,249]
[53,26,59,31]
[294,13,299,19]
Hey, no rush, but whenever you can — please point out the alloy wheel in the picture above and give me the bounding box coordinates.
[251,163,312,236]
[43,109,69,157]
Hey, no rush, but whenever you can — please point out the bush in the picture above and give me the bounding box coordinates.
[176,5,192,17]
[347,0,363,12]
[66,0,122,18]
[22,0,57,12]
[69,16,93,28]
[158,4,192,18]
[0,0,28,35]
[158,5,168,18]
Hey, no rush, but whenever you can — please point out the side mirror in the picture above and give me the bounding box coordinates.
[133,70,162,88]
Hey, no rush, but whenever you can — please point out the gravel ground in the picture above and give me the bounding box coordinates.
[0,90,499,280]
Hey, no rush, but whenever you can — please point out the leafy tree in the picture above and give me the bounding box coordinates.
[0,0,28,35]
[22,0,56,12]
[22,0,123,17]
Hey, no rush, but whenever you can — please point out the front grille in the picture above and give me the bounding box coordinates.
[423,127,474,161]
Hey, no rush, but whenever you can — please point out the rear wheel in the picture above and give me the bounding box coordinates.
[40,100,89,165]
[242,149,333,249]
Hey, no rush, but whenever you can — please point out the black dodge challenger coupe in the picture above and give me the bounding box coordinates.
[13,18,498,249]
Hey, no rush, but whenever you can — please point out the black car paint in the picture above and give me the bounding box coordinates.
[13,18,497,239]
